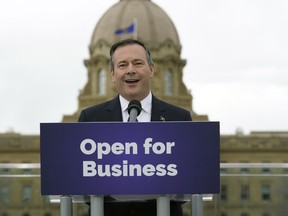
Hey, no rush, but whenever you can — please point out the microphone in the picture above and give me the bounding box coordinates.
[128,100,142,122]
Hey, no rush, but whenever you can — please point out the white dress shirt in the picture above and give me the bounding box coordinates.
[119,92,152,122]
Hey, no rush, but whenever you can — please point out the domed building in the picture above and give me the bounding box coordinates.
[62,0,208,122]
[1,1,288,216]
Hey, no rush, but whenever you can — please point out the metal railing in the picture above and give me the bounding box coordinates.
[1,163,288,216]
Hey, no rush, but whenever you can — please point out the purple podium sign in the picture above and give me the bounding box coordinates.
[40,122,219,196]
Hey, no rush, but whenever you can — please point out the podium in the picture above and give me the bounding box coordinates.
[40,122,220,216]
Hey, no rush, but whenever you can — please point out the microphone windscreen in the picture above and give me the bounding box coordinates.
[128,100,142,116]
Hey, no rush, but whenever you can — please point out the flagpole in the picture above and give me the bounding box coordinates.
[133,18,137,40]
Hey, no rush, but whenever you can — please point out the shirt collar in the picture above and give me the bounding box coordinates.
[141,92,152,114]
[119,95,129,113]
[119,92,152,114]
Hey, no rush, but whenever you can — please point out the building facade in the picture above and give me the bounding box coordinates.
[1,0,287,216]
[1,132,288,216]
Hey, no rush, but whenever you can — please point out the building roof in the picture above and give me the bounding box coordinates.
[89,0,180,51]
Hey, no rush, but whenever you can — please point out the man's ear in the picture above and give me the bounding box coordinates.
[111,70,115,83]
[150,65,155,77]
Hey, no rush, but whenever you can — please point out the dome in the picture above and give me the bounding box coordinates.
[89,0,181,52]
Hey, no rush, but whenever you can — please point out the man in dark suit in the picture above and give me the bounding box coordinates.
[78,38,192,216]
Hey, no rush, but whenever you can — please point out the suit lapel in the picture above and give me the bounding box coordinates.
[105,96,123,121]
[151,95,167,121]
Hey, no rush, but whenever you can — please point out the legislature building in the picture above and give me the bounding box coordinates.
[1,0,287,216]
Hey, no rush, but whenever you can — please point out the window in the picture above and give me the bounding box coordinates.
[98,69,106,95]
[164,69,173,95]
[221,184,228,201]
[1,186,10,204]
[240,167,249,174]
[43,195,51,203]
[220,161,227,174]
[22,185,32,203]
[241,184,249,201]
[22,162,32,175]
[261,184,271,201]
[262,161,270,173]
[283,161,288,174]
[0,162,10,175]
[240,161,249,174]
[262,167,270,173]
[220,168,227,174]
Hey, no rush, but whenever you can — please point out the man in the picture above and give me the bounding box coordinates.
[78,39,192,216]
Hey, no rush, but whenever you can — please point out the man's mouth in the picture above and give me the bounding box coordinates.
[125,79,139,84]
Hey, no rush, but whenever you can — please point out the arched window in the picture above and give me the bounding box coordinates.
[98,69,106,95]
[164,69,173,95]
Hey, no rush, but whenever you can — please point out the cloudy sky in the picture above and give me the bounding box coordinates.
[1,0,287,135]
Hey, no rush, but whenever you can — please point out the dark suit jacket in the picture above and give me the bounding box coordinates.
[78,95,192,216]
[78,95,192,122]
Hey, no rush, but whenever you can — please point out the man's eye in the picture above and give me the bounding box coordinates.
[118,63,126,68]
[135,61,143,66]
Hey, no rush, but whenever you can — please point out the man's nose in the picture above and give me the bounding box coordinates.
[127,64,136,74]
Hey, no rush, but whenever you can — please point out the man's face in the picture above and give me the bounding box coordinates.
[111,44,154,101]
